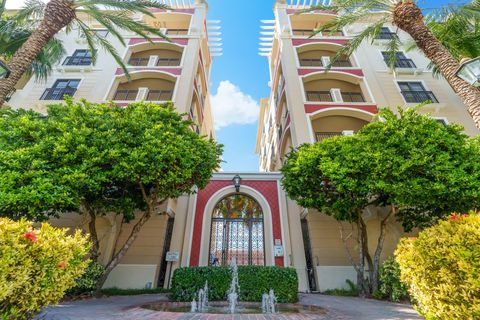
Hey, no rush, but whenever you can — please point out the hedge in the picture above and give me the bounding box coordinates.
[171,265,298,303]
[395,213,480,319]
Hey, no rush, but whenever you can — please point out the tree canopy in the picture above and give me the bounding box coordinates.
[0,99,223,286]
[281,106,480,295]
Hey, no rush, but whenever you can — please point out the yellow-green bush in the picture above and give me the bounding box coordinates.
[0,218,90,320]
[395,213,480,320]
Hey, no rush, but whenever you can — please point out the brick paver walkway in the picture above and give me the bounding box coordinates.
[36,293,423,320]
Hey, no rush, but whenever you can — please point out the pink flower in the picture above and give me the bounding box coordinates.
[22,231,37,243]
[57,261,66,269]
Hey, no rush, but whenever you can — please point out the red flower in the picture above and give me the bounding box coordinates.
[22,231,37,243]
[449,214,461,222]
[57,261,66,269]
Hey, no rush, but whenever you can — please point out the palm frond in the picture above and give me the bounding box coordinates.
[383,29,402,73]
[26,37,66,80]
[14,0,45,24]
[327,18,387,70]
[73,0,169,17]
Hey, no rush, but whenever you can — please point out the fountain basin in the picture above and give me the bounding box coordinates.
[142,301,326,315]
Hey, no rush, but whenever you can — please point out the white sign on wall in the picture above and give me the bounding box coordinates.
[166,251,180,262]
[274,245,284,257]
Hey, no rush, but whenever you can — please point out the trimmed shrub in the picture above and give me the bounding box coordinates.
[0,218,90,320]
[66,261,105,296]
[395,213,480,319]
[374,257,409,302]
[171,266,298,303]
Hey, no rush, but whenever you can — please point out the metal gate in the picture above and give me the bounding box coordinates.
[301,218,317,292]
[209,194,265,266]
[157,217,175,287]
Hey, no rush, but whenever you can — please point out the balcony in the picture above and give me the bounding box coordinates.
[315,132,342,142]
[306,91,333,102]
[401,90,439,103]
[341,92,365,103]
[128,57,149,66]
[166,29,189,35]
[156,58,181,66]
[299,58,352,68]
[113,88,173,102]
[292,29,344,37]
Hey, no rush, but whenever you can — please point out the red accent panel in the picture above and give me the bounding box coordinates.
[298,68,364,77]
[128,38,189,46]
[305,104,378,114]
[189,180,284,267]
[150,8,195,14]
[115,67,182,76]
[292,39,348,46]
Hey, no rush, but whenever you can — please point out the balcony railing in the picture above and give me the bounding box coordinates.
[341,92,365,103]
[62,56,92,66]
[306,91,333,102]
[114,90,138,100]
[315,132,342,142]
[40,88,77,100]
[331,59,352,67]
[401,90,439,103]
[299,59,323,67]
[292,29,343,37]
[166,29,189,35]
[146,89,173,101]
[128,57,149,66]
[156,58,181,66]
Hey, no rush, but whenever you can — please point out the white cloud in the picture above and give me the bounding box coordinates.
[5,0,38,9]
[210,81,259,129]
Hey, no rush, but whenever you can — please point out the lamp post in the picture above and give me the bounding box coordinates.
[0,61,10,79]
[232,174,242,193]
[455,57,480,87]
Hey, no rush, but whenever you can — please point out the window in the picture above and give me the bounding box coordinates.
[40,79,80,100]
[93,30,109,38]
[398,82,438,103]
[382,52,416,68]
[63,50,92,66]
[377,27,396,40]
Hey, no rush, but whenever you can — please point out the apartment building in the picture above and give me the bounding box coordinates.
[8,0,219,138]
[255,0,479,292]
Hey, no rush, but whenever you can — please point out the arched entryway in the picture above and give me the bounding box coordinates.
[208,194,265,266]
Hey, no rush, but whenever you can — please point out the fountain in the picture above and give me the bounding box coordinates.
[262,289,277,314]
[227,257,240,314]
[190,281,209,313]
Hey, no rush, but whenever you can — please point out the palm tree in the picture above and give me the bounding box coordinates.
[307,0,480,129]
[0,16,66,82]
[420,3,480,76]
[0,0,169,106]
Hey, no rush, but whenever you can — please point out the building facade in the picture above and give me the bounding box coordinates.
[8,0,219,139]
[6,0,479,294]
[254,0,480,292]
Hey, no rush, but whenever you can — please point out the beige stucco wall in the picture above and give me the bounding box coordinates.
[130,49,182,60]
[117,78,175,91]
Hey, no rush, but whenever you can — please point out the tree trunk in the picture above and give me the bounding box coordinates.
[81,200,100,260]
[0,0,75,106]
[370,206,394,294]
[359,216,373,289]
[356,218,367,298]
[95,210,153,290]
[393,1,480,129]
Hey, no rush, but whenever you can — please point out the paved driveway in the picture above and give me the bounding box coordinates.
[36,293,423,320]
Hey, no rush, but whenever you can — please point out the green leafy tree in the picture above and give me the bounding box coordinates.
[0,0,169,106]
[305,0,480,128]
[281,106,480,296]
[0,100,223,288]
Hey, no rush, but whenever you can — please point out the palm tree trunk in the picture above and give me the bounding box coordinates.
[0,0,75,107]
[393,1,480,129]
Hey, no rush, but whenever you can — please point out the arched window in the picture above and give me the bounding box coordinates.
[209,194,265,266]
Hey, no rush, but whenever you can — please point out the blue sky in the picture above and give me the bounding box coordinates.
[5,0,469,172]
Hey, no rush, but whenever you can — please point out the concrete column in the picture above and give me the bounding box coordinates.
[275,4,312,147]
